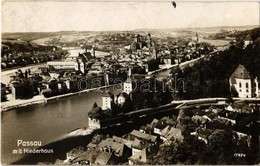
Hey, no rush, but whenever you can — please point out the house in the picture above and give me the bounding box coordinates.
[91,62,103,71]
[128,130,158,156]
[66,146,86,162]
[218,110,238,125]
[131,138,148,156]
[47,61,76,70]
[143,59,160,72]
[188,40,198,48]
[94,151,117,165]
[205,118,227,130]
[87,134,109,149]
[129,130,157,144]
[71,149,97,165]
[202,112,215,122]
[244,34,253,48]
[159,125,170,139]
[54,159,69,165]
[112,136,133,149]
[153,119,169,135]
[123,77,136,94]
[229,64,259,98]
[74,57,86,73]
[10,79,34,99]
[128,148,149,165]
[196,128,212,144]
[192,115,207,126]
[162,56,175,65]
[160,126,184,143]
[139,124,153,135]
[97,138,132,161]
[230,101,254,113]
[205,105,223,114]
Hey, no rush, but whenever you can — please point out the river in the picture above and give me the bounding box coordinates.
[1,47,199,164]
[1,87,123,164]
[1,48,115,164]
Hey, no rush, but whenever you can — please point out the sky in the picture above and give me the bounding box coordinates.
[2,1,260,32]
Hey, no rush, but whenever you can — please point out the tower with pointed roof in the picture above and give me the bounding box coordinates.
[124,67,135,94]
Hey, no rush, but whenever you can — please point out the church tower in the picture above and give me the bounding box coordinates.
[123,67,134,94]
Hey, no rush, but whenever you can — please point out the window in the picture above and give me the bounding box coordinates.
[246,82,249,88]
[239,82,242,88]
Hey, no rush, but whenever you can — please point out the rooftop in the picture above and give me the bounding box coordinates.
[130,130,157,143]
[230,65,251,83]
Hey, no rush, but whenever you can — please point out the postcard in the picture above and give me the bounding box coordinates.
[1,0,260,165]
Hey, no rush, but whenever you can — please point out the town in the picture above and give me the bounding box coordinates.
[1,32,215,105]
[55,101,258,165]
[2,1,260,165]
[2,27,258,165]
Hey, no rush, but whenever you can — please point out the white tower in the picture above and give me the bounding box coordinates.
[124,67,134,94]
[102,92,114,110]
[79,61,85,73]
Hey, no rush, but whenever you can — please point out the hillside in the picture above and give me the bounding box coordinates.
[175,27,260,100]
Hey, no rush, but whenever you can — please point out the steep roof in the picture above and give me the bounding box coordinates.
[130,130,157,143]
[154,119,169,130]
[129,148,147,163]
[97,138,126,157]
[72,149,97,164]
[230,65,251,83]
[132,138,146,150]
[94,151,113,165]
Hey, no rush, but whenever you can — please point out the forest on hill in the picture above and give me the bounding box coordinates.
[173,28,260,99]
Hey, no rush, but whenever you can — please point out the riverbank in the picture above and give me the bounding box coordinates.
[1,84,116,112]
[11,107,179,165]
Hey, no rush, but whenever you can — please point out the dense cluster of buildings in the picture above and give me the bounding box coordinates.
[3,32,214,101]
[1,43,64,69]
[56,115,182,165]
[55,100,256,165]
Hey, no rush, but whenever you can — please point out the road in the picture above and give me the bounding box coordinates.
[126,97,260,118]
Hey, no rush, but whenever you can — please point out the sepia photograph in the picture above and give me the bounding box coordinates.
[1,0,260,165]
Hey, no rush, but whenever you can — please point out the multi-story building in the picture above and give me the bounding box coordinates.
[229,64,259,98]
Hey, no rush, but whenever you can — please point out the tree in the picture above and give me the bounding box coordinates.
[207,129,235,164]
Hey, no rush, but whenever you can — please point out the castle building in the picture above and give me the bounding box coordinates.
[102,92,114,110]
[131,34,155,53]
[229,64,259,98]
[74,57,86,73]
